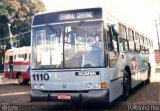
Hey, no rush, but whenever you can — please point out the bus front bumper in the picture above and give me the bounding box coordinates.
[30,89,109,104]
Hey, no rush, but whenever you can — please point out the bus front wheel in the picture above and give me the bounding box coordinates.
[18,74,29,85]
[122,70,131,101]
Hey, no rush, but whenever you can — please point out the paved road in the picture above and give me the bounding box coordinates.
[0,68,160,111]
[0,74,18,85]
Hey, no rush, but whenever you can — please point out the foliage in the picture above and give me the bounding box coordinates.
[0,0,45,45]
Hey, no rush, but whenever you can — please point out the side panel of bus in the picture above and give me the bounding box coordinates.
[125,53,149,89]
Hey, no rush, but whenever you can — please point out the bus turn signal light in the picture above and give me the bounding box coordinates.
[101,82,107,88]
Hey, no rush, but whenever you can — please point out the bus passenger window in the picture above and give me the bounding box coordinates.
[119,38,128,51]
[108,38,118,66]
[24,53,27,60]
[128,41,135,52]
[112,40,118,51]
[109,52,118,66]
[14,55,16,60]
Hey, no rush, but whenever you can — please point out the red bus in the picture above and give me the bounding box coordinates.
[4,46,30,85]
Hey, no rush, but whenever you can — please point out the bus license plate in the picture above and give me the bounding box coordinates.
[58,95,71,100]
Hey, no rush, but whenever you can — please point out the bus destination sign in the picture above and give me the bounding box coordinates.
[33,8,102,26]
[59,12,93,21]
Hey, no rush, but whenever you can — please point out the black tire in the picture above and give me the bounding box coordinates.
[122,70,131,101]
[18,74,29,85]
[30,96,36,102]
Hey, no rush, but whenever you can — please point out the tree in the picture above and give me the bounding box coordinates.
[0,0,45,66]
[0,1,9,38]
[0,0,45,42]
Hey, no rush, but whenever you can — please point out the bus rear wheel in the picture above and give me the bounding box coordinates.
[18,74,29,85]
[146,66,151,84]
[122,70,131,101]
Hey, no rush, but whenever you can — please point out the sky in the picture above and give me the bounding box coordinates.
[42,0,160,49]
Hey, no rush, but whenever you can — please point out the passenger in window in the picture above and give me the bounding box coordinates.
[92,34,101,50]
[84,34,103,66]
[70,33,76,46]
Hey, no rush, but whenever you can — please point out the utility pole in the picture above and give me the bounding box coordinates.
[8,23,13,49]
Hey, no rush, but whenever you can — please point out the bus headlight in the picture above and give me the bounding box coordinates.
[86,83,92,88]
[40,84,45,90]
[33,84,39,89]
[94,82,100,88]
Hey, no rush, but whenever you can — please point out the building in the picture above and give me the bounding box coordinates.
[154,50,160,64]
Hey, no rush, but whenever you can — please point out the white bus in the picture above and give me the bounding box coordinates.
[30,7,154,104]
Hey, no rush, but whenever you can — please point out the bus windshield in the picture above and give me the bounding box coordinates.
[31,21,104,69]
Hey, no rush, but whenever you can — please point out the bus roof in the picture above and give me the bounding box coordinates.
[5,46,31,54]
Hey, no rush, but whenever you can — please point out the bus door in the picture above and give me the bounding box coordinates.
[108,25,119,68]
[107,25,123,101]
[9,56,13,79]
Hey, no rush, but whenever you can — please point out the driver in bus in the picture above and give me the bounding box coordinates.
[92,34,101,50]
[84,34,103,66]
